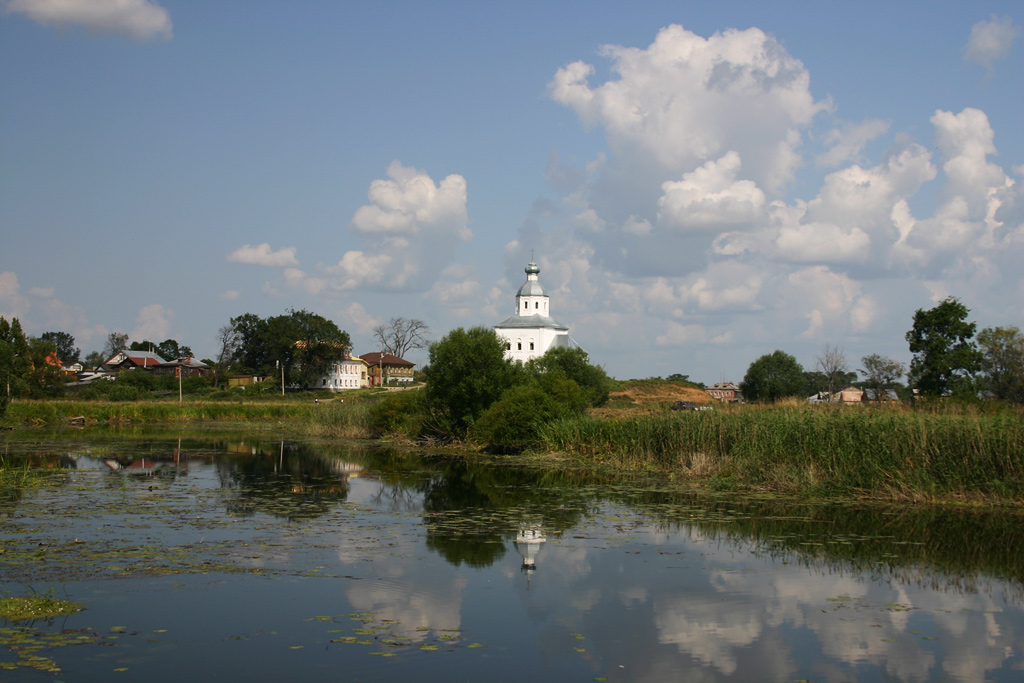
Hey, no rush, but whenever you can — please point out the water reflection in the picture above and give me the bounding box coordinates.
[1,433,1022,681]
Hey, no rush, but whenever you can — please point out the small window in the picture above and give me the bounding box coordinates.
[529,342,534,350]
[535,302,539,309]
[506,343,511,351]
[517,342,522,351]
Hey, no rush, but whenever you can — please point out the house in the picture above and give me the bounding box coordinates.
[319,356,370,391]
[705,382,742,402]
[155,357,212,378]
[359,352,415,386]
[103,350,167,372]
[494,257,580,363]
[809,387,864,404]
[862,388,900,402]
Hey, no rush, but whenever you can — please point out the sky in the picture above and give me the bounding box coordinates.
[1,0,1022,383]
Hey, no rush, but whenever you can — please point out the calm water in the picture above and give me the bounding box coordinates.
[1,433,1022,681]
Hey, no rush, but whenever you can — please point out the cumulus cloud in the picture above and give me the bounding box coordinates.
[331,162,470,292]
[550,24,830,193]
[963,15,1020,69]
[129,303,172,343]
[227,243,300,268]
[658,152,766,230]
[0,271,30,320]
[4,0,172,42]
[817,118,890,167]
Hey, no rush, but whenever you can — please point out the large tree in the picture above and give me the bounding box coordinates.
[372,317,430,359]
[423,326,524,438]
[905,297,983,399]
[526,346,612,407]
[228,309,350,387]
[859,354,905,402]
[130,339,193,361]
[40,331,80,364]
[977,326,1024,403]
[740,350,805,403]
[1,317,31,414]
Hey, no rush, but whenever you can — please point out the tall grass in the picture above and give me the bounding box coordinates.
[540,402,1024,501]
[6,399,319,425]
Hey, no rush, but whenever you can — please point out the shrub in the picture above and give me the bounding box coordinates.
[367,390,425,437]
[107,384,140,401]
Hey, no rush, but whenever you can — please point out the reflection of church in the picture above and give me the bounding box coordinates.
[513,525,546,574]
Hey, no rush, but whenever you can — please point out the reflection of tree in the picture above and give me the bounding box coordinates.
[621,489,1024,592]
[419,459,593,569]
[215,441,353,520]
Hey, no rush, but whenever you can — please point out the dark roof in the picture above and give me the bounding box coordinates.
[359,352,414,367]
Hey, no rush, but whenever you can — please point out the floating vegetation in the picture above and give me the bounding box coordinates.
[0,589,81,622]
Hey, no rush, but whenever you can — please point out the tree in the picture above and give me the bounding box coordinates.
[102,332,129,360]
[1,317,31,414]
[859,354,905,403]
[423,326,524,438]
[815,343,848,398]
[905,297,983,399]
[227,309,350,387]
[740,350,805,402]
[40,331,79,364]
[129,339,193,360]
[526,346,612,407]
[372,318,430,359]
[977,326,1024,403]
[83,350,105,370]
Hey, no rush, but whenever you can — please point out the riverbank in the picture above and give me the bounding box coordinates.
[3,396,1023,505]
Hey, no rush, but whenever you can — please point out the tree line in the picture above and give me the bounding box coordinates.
[740,297,1024,404]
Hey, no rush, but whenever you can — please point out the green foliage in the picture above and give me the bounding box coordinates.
[366,390,425,437]
[102,331,129,359]
[740,350,805,402]
[474,380,580,451]
[40,330,79,364]
[906,297,984,399]
[130,338,194,361]
[228,309,350,388]
[114,369,156,390]
[1,317,31,416]
[526,346,612,407]
[108,384,141,401]
[977,326,1024,403]
[423,327,525,438]
[859,354,905,402]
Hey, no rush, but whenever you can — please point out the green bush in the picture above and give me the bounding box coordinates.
[474,380,582,451]
[366,391,425,437]
[107,384,140,401]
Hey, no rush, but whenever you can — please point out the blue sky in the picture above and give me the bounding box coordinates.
[1,0,1022,383]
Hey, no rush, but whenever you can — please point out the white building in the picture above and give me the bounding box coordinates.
[494,258,578,363]
[319,356,369,391]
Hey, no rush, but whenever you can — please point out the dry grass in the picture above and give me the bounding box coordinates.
[593,380,716,419]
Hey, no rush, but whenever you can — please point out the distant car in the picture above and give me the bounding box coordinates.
[670,400,712,411]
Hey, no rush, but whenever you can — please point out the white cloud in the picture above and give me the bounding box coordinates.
[658,152,766,230]
[0,271,30,319]
[332,162,470,292]
[656,321,707,346]
[963,15,1020,69]
[338,302,380,338]
[817,118,890,167]
[774,222,871,264]
[350,161,469,238]
[129,303,172,343]
[219,290,240,301]
[227,243,300,268]
[550,24,830,193]
[5,0,172,42]
[283,268,327,295]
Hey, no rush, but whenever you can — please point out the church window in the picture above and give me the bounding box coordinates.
[506,343,511,351]
[529,342,534,350]
[535,302,539,309]
[517,342,522,351]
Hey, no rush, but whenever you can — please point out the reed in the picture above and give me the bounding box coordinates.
[539,403,1024,500]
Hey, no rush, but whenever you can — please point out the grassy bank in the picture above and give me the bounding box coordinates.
[540,402,1024,501]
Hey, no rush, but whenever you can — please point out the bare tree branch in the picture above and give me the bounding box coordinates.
[815,343,848,399]
[372,318,430,358]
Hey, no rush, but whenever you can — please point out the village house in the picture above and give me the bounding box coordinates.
[359,352,415,387]
[705,382,742,402]
[494,257,580,363]
[319,356,370,391]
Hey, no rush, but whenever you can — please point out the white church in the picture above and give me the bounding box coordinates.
[494,258,580,363]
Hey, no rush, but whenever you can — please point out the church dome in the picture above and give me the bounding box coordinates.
[517,280,546,297]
